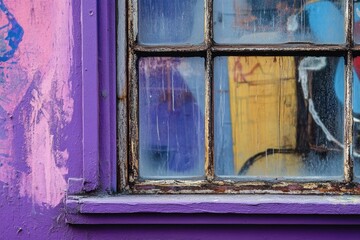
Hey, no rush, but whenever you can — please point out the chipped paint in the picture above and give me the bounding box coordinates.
[0,0,25,185]
[0,0,73,207]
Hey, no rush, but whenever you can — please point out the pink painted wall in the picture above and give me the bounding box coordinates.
[0,0,83,238]
[0,0,73,207]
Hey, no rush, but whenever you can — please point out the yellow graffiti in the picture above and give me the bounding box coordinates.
[228,56,302,176]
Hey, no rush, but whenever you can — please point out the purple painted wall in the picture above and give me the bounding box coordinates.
[0,0,360,239]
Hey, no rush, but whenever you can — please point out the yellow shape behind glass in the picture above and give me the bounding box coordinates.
[228,56,302,176]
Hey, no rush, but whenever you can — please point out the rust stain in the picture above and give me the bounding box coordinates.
[118,90,127,101]
[129,180,360,195]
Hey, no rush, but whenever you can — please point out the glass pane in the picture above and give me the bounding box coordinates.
[213,0,345,44]
[353,57,360,177]
[214,56,344,178]
[138,0,204,45]
[355,0,360,43]
[139,57,205,178]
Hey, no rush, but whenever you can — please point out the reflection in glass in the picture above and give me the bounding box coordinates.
[213,0,345,44]
[139,57,205,178]
[138,0,204,45]
[215,56,344,178]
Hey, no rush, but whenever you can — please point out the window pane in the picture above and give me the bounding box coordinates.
[139,57,205,178]
[214,56,344,178]
[138,0,204,45]
[353,57,360,177]
[213,0,345,44]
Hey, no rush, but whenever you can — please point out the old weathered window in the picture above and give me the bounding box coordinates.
[119,0,360,194]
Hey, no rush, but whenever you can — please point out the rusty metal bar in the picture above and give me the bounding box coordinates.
[133,45,207,55]
[132,45,347,56]
[205,0,213,48]
[344,0,354,183]
[344,51,354,182]
[128,0,139,184]
[132,179,360,195]
[129,0,137,44]
[205,50,214,181]
[345,0,353,49]
[211,45,347,55]
[204,0,214,181]
[352,46,360,51]
[128,51,139,185]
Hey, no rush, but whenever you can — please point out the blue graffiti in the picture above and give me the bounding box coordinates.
[0,0,24,62]
[0,0,23,148]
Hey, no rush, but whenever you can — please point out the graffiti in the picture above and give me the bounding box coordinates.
[298,57,344,150]
[0,0,24,61]
[0,0,23,141]
[298,57,327,100]
[233,58,261,84]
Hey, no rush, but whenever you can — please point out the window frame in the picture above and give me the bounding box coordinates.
[67,0,117,195]
[126,0,358,194]
[65,0,360,225]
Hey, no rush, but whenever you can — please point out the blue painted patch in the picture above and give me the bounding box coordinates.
[0,0,24,145]
[334,58,360,114]
[304,1,344,44]
[0,0,24,62]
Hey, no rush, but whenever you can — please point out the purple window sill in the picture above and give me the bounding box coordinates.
[65,194,360,225]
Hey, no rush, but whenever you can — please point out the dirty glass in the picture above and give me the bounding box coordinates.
[213,0,345,44]
[353,57,360,177]
[138,0,204,45]
[214,56,344,178]
[139,57,205,178]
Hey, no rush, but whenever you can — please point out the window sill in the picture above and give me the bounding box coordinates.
[65,194,360,225]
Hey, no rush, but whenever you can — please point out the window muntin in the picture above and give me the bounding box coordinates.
[124,0,359,193]
[354,56,360,177]
[354,0,360,43]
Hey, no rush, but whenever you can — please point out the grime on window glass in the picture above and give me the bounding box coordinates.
[139,57,205,178]
[214,56,344,178]
[138,0,204,45]
[213,0,345,44]
[125,0,360,192]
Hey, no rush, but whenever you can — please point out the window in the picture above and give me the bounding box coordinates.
[65,0,360,224]
[121,0,360,194]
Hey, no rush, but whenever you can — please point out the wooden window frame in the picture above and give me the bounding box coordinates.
[125,0,360,194]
